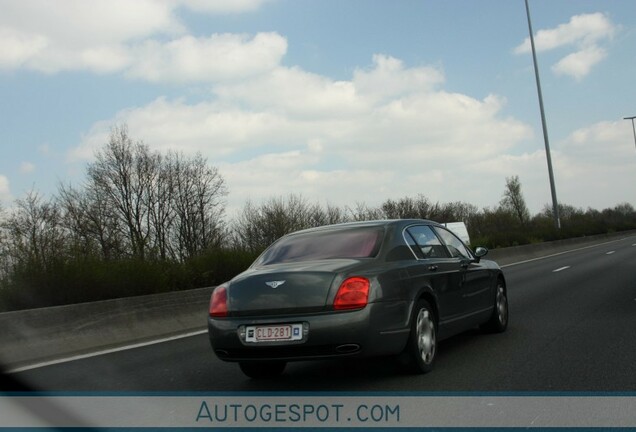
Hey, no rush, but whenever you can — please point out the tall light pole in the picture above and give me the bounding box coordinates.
[524,0,561,229]
[624,116,636,151]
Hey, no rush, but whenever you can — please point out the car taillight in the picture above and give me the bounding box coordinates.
[209,285,228,317]
[334,277,370,310]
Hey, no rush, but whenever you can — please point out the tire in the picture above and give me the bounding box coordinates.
[401,299,437,374]
[481,278,508,333]
[239,361,287,379]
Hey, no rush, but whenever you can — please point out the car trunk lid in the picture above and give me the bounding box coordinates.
[227,259,361,316]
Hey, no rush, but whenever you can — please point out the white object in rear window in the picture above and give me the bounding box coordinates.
[443,222,471,246]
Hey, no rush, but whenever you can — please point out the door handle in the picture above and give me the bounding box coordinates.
[428,265,438,271]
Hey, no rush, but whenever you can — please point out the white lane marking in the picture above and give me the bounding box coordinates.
[606,251,615,255]
[6,329,208,374]
[553,266,570,272]
[501,236,635,268]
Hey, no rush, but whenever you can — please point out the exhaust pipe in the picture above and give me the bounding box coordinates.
[215,349,229,358]
[335,344,360,354]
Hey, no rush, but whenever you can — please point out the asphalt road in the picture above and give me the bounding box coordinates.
[9,235,636,392]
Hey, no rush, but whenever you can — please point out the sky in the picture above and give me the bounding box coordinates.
[1,0,635,219]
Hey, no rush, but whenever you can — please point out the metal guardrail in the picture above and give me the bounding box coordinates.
[486,230,636,266]
[0,286,215,370]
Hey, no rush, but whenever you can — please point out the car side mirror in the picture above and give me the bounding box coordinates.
[474,246,488,262]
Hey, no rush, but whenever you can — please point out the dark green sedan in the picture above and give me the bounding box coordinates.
[208,219,508,378]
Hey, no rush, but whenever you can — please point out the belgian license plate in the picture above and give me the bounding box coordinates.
[245,324,303,343]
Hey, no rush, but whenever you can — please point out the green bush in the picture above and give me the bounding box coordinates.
[0,248,259,312]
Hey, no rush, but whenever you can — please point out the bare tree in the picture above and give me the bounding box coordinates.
[168,151,227,261]
[58,183,123,260]
[3,190,66,271]
[83,126,229,262]
[147,151,174,260]
[445,201,479,223]
[541,203,582,221]
[612,202,635,217]
[308,202,347,226]
[500,175,531,226]
[233,194,332,252]
[87,126,158,260]
[382,195,435,219]
[347,202,384,221]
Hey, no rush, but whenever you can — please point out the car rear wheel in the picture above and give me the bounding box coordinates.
[239,361,287,378]
[481,279,508,333]
[401,299,437,374]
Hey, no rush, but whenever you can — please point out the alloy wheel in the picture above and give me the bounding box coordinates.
[416,308,436,365]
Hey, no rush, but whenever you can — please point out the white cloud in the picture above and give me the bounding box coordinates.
[2,2,632,216]
[178,0,273,14]
[20,162,35,174]
[0,27,47,68]
[514,12,617,80]
[213,55,445,119]
[219,150,397,218]
[0,0,276,79]
[71,55,535,214]
[464,120,636,212]
[126,32,287,83]
[0,0,181,46]
[66,44,636,215]
[552,120,636,209]
[514,12,615,54]
[0,0,176,73]
[559,120,634,162]
[69,97,302,162]
[215,67,363,119]
[551,45,606,81]
[352,54,445,102]
[78,45,133,75]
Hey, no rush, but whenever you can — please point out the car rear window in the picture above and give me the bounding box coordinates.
[254,226,384,265]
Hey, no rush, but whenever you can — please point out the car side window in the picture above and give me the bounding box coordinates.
[404,230,425,259]
[405,225,448,259]
[434,227,471,259]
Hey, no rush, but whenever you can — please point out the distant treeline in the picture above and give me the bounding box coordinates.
[1,127,635,311]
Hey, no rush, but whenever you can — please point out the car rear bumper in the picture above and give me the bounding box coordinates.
[208,301,411,362]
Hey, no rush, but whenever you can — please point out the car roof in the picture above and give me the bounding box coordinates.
[287,219,442,236]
